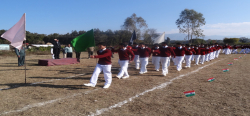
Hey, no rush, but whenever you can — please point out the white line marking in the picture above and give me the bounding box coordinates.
[0,74,85,91]
[89,59,223,116]
[0,89,99,115]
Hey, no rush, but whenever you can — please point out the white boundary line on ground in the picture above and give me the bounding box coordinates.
[0,89,99,115]
[0,73,85,91]
[88,59,223,116]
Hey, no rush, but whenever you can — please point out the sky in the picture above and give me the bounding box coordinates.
[1,0,250,39]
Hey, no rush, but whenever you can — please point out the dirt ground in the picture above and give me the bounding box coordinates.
[0,52,249,116]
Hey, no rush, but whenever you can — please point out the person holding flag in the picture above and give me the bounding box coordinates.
[15,42,26,66]
[84,42,112,89]
[112,43,135,79]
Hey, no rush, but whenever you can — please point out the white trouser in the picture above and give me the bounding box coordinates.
[199,55,205,64]
[183,55,186,63]
[239,49,245,54]
[191,55,195,61]
[185,55,192,67]
[160,57,170,75]
[232,49,238,54]
[63,53,66,58]
[152,56,161,70]
[168,56,171,67]
[175,56,184,71]
[90,64,112,86]
[222,49,225,53]
[215,49,221,58]
[52,54,55,59]
[134,55,140,69]
[139,57,148,73]
[209,52,214,60]
[225,48,230,55]
[194,55,200,65]
[117,60,129,77]
[205,54,210,61]
[245,49,249,53]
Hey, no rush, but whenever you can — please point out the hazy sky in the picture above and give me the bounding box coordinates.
[1,0,250,36]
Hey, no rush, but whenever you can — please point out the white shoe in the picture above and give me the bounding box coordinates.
[184,66,188,68]
[122,76,129,79]
[162,73,167,76]
[177,69,181,71]
[139,72,144,74]
[103,84,111,89]
[156,69,159,71]
[84,83,95,87]
[115,75,122,79]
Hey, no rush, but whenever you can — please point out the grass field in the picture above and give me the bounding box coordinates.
[0,52,249,116]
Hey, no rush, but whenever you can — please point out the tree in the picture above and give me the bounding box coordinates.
[223,38,239,44]
[143,28,159,45]
[176,9,206,43]
[121,13,148,40]
[189,38,206,44]
[166,37,170,45]
[239,37,250,43]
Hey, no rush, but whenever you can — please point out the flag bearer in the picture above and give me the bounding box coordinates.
[159,42,175,76]
[84,42,112,89]
[112,43,135,79]
[15,42,26,67]
[151,44,161,71]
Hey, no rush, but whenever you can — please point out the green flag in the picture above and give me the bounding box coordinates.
[71,29,95,52]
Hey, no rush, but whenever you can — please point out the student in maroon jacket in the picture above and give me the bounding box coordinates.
[184,44,196,68]
[174,43,188,71]
[239,45,245,54]
[84,42,112,89]
[159,42,176,76]
[224,44,231,55]
[231,45,238,54]
[151,44,161,71]
[199,45,206,64]
[193,45,201,65]
[132,43,151,74]
[112,43,135,79]
[132,42,140,69]
[214,43,222,58]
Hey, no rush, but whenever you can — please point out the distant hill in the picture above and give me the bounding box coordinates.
[165,33,250,40]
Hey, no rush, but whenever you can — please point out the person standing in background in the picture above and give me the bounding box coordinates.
[51,47,54,59]
[15,42,26,67]
[62,45,67,58]
[65,44,73,58]
[52,39,61,59]
[88,47,95,59]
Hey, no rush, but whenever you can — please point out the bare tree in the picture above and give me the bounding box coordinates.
[121,13,148,40]
[176,9,206,43]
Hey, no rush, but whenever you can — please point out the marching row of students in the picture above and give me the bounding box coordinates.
[83,42,242,89]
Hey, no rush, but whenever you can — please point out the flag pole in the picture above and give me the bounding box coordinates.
[24,13,27,84]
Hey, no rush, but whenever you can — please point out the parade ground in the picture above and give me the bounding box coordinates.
[0,52,249,116]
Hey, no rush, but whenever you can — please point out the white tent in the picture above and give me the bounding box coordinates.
[0,44,10,50]
[154,32,165,44]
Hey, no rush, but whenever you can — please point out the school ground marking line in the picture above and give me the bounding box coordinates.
[0,73,85,91]
[0,88,99,116]
[89,59,223,116]
[0,56,228,115]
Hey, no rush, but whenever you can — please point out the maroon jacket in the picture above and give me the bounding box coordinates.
[151,47,161,56]
[112,48,135,61]
[193,48,201,55]
[94,48,112,65]
[132,46,139,55]
[185,48,196,55]
[200,48,206,55]
[159,46,176,57]
[174,47,188,56]
[132,47,151,58]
